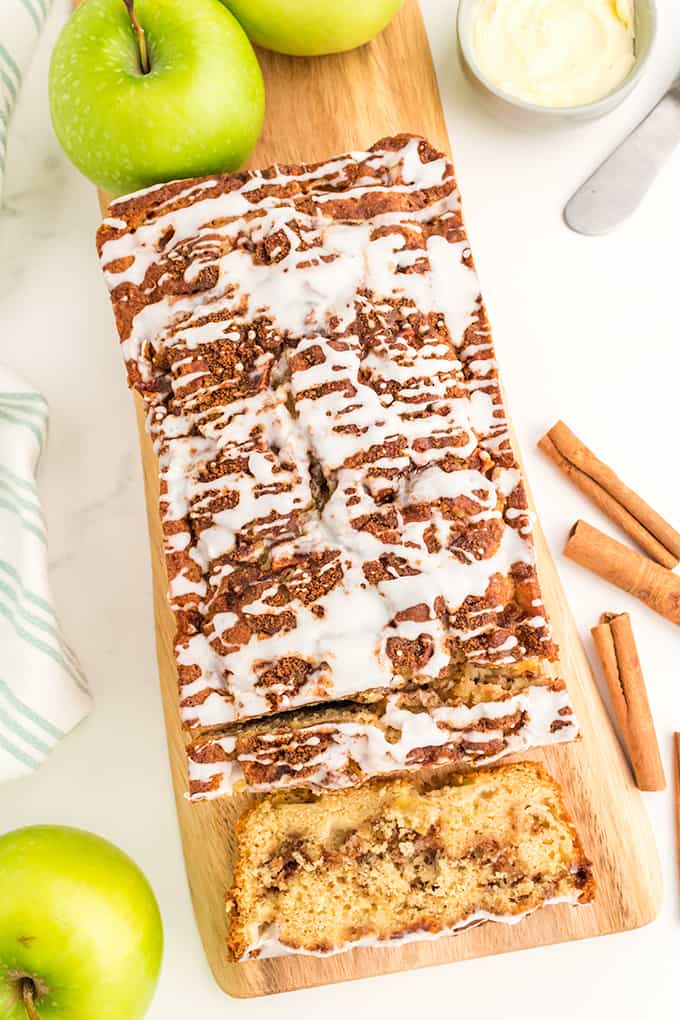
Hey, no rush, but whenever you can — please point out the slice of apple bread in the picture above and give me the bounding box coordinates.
[228,761,594,959]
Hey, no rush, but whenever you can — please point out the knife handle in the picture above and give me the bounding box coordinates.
[564,75,680,235]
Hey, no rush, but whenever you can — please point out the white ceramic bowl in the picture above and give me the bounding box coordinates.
[457,0,657,125]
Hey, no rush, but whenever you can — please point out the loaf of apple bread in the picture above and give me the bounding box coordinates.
[96,134,577,796]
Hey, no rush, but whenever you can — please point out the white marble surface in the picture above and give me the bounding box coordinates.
[1,2,679,1016]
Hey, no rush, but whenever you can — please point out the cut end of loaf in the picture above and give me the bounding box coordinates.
[188,677,578,800]
[227,762,594,959]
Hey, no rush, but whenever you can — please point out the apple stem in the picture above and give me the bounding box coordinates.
[21,979,40,1020]
[122,0,150,74]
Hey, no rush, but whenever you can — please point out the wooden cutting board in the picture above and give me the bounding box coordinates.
[89,0,661,997]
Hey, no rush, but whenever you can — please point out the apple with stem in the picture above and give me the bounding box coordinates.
[49,0,265,195]
[219,0,405,56]
[0,826,163,1020]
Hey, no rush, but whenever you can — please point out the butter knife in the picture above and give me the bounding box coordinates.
[564,74,680,235]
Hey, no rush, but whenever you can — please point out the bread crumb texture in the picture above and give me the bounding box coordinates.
[228,761,594,958]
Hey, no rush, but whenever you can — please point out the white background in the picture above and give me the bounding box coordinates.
[1,1,680,1016]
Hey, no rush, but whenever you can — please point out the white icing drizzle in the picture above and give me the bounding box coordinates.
[239,892,584,960]
[188,684,577,799]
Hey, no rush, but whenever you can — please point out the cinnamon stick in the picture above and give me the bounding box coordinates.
[591,612,665,791]
[565,520,680,628]
[538,421,680,569]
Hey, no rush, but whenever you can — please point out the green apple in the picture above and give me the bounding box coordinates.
[0,826,163,1020]
[49,0,265,195]
[220,0,404,56]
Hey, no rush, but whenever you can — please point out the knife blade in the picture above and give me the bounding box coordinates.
[564,75,680,235]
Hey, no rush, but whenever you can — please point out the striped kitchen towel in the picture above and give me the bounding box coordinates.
[0,366,90,781]
[1,0,54,196]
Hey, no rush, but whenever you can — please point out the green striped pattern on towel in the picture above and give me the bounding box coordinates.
[0,558,88,696]
[1,0,53,192]
[0,373,90,780]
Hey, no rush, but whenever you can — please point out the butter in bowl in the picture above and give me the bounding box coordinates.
[457,0,656,124]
